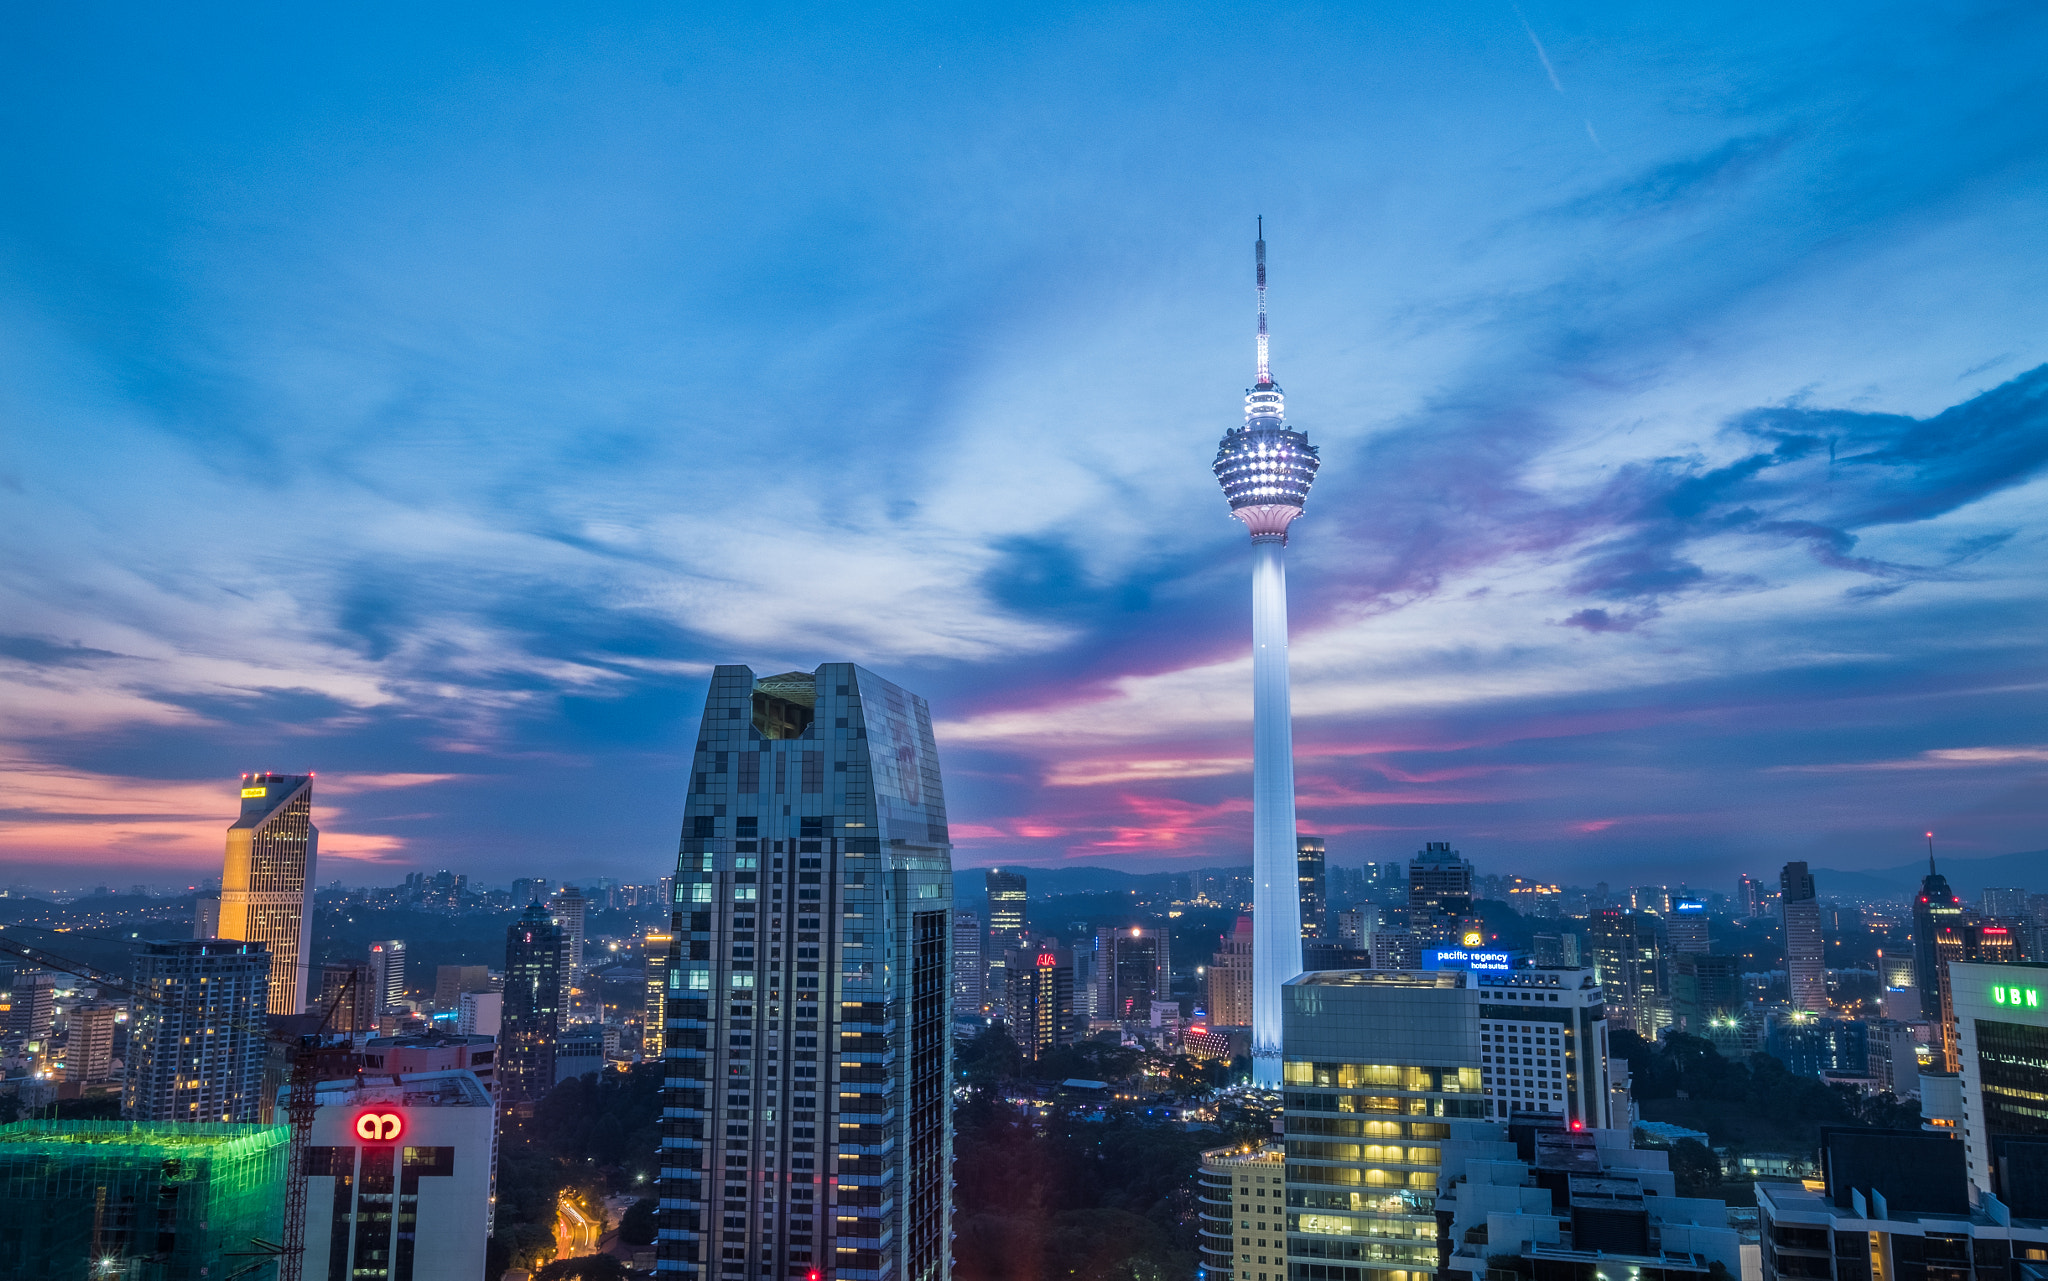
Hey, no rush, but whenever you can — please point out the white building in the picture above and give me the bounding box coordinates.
[1472,967,1614,1127]
[1948,960,2048,1201]
[458,989,502,1038]
[297,1068,496,1280]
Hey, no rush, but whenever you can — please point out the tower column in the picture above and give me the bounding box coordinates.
[1250,532,1302,1086]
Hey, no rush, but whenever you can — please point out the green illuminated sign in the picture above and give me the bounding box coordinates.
[1991,984,2040,1008]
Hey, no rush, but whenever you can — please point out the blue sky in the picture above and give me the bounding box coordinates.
[2,1,2045,890]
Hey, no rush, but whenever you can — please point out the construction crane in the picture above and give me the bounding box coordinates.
[0,931,358,1281]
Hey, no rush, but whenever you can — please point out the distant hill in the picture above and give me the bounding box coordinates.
[1813,849,2048,900]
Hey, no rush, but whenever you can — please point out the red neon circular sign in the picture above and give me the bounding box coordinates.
[355,1112,403,1141]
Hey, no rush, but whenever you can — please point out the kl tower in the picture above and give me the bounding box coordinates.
[1213,218,1321,1088]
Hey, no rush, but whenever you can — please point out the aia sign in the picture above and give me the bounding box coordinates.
[355,1111,404,1141]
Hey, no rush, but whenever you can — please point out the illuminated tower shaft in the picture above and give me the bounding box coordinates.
[1214,220,1321,1088]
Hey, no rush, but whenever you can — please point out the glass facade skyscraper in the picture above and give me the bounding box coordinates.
[217,771,317,1015]
[656,663,953,1281]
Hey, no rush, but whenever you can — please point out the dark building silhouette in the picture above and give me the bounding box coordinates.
[502,902,563,1105]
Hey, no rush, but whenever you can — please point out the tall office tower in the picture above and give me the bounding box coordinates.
[1336,906,1375,950]
[657,663,955,1281]
[1006,943,1077,1061]
[1093,926,1172,1024]
[502,903,564,1105]
[63,1000,120,1083]
[216,771,318,1015]
[644,930,675,1056]
[434,964,493,1011]
[511,877,546,906]
[1297,837,1328,941]
[124,939,270,1123]
[1780,861,1828,1012]
[1982,887,2029,921]
[1912,848,1965,1021]
[1208,915,1256,1027]
[1629,885,1673,916]
[314,961,378,1037]
[1213,222,1321,1087]
[300,1068,497,1279]
[7,969,55,1040]
[1737,873,1766,918]
[1473,967,1615,1124]
[367,939,408,1013]
[1281,970,1490,1276]
[952,911,985,1016]
[1584,909,1665,1036]
[1408,842,1477,946]
[1948,961,2048,1201]
[984,870,1027,1020]
[553,885,589,975]
[1667,900,1710,955]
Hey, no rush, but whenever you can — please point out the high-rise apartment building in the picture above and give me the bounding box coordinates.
[63,1001,120,1084]
[1781,861,1827,1012]
[217,771,318,1015]
[1981,887,2030,921]
[300,1069,497,1279]
[124,939,270,1123]
[952,911,984,1017]
[1093,926,1172,1024]
[1911,858,1965,1023]
[644,930,674,1056]
[1584,910,1665,1036]
[1409,842,1477,947]
[315,961,379,1037]
[983,870,1026,1018]
[1208,916,1256,1027]
[1473,968,1614,1125]
[6,969,55,1041]
[1948,961,2048,1202]
[368,939,408,1013]
[1297,837,1327,941]
[502,903,563,1105]
[657,663,954,1281]
[554,885,589,976]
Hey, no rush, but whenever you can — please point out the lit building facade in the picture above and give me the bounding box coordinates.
[217,771,317,1015]
[645,930,675,1056]
[316,961,379,1038]
[983,870,1026,1019]
[1781,862,1827,1012]
[368,940,407,1015]
[1299,837,1328,941]
[657,663,953,1281]
[1949,960,2048,1202]
[554,885,589,976]
[1196,1142,1285,1281]
[1092,925,1172,1024]
[299,1069,497,1281]
[1006,942,1076,1061]
[1281,970,1491,1281]
[1473,968,1613,1127]
[62,1000,119,1084]
[1213,223,1321,1086]
[1584,910,1665,1037]
[1209,915,1256,1028]
[952,912,984,1017]
[124,939,270,1123]
[1409,843,1478,948]
[501,904,563,1105]
[1911,860,1965,1024]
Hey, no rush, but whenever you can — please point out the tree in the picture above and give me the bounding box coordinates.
[1668,1138,1724,1198]
[618,1197,658,1247]
[536,1254,629,1281]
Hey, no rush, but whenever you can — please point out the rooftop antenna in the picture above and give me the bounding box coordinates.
[1255,216,1271,387]
[1926,831,1935,874]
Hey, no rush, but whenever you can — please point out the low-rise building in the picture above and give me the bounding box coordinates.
[361,1032,497,1094]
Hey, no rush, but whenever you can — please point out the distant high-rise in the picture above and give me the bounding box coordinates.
[952,911,985,1016]
[984,869,1026,1019]
[63,1001,120,1084]
[643,929,674,1056]
[124,939,270,1122]
[553,885,589,975]
[1093,926,1172,1024]
[367,939,407,1013]
[1214,221,1321,1086]
[1409,841,1477,946]
[216,771,317,1015]
[1981,887,2029,922]
[502,904,563,1104]
[434,964,492,1011]
[7,969,55,1041]
[1737,873,1767,918]
[1207,915,1256,1028]
[314,961,377,1037]
[1912,853,1966,1024]
[1584,909,1665,1036]
[658,663,954,1281]
[1668,900,1711,955]
[1780,862,1827,1012]
[1007,942,1077,1061]
[1297,837,1327,941]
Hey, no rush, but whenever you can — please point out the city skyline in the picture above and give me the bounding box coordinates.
[3,5,2047,887]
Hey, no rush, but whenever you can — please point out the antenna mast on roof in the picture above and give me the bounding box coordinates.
[1255,216,1270,387]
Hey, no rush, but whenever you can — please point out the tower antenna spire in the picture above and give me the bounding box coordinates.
[1255,217,1270,387]
[1927,830,1935,874]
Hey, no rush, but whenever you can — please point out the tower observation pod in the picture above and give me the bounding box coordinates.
[1213,219,1321,1088]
